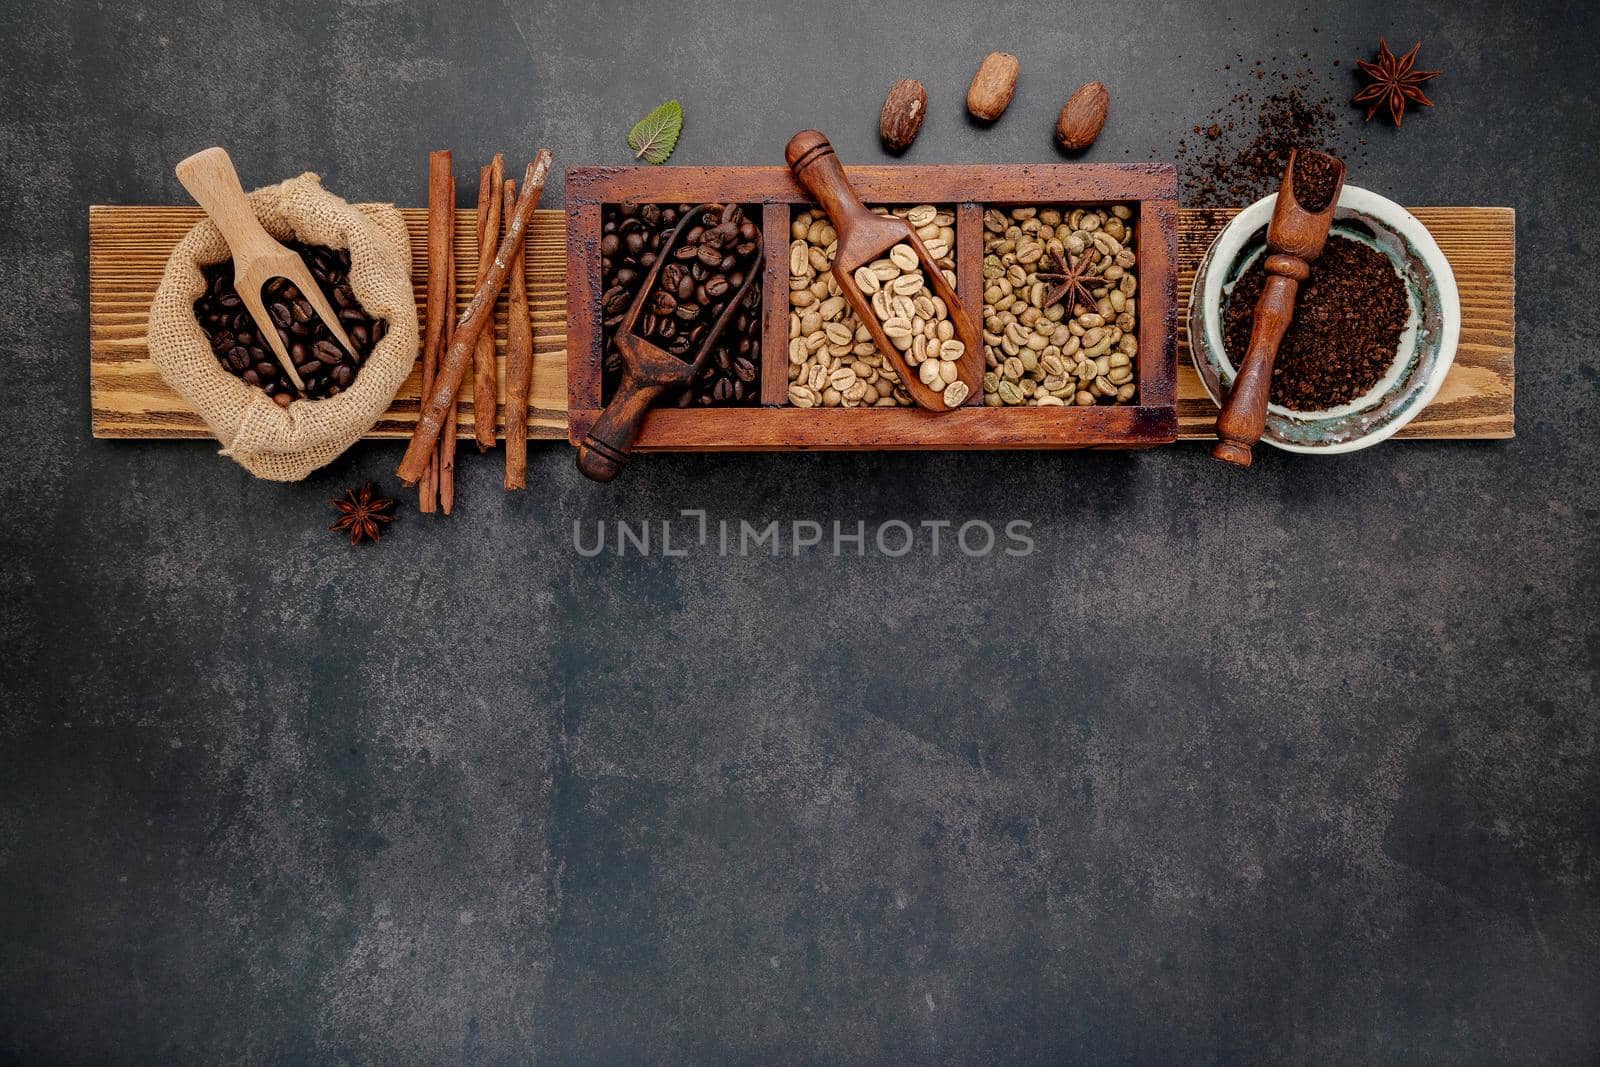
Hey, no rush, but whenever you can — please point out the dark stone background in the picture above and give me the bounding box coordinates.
[3,1,1597,1062]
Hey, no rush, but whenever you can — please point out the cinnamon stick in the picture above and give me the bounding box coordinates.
[501,176,533,490]
[396,150,553,487]
[438,175,459,514]
[472,153,504,452]
[418,150,453,513]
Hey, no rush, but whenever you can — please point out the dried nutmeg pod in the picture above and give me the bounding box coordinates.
[967,51,1019,122]
[879,78,928,153]
[1056,80,1110,151]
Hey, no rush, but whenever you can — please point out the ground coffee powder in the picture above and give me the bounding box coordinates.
[1223,235,1408,410]
[1290,151,1342,212]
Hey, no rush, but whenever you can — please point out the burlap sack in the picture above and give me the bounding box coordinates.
[149,172,417,481]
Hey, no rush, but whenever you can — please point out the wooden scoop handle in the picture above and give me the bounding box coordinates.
[175,147,277,257]
[1212,257,1307,468]
[786,131,870,233]
[1212,148,1344,467]
[576,373,669,482]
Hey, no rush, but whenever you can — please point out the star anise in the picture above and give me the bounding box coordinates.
[1353,38,1440,127]
[1036,247,1103,314]
[329,482,395,545]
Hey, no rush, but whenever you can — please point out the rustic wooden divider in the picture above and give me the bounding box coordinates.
[89,205,1514,442]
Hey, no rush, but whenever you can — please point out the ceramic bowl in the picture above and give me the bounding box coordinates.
[1187,185,1460,454]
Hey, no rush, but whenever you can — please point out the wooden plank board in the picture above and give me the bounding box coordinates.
[89,204,1514,442]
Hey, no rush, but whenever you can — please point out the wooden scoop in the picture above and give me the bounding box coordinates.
[576,205,760,482]
[175,147,359,398]
[1213,148,1347,467]
[785,130,981,411]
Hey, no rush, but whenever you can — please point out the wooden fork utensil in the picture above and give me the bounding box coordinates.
[175,147,358,397]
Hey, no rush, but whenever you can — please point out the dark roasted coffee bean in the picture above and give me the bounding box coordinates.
[292,300,313,323]
[194,240,383,402]
[734,356,756,383]
[601,204,764,406]
[333,364,354,388]
[314,340,343,365]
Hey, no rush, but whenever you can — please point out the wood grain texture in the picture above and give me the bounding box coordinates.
[90,205,569,440]
[566,163,1178,450]
[89,204,1514,442]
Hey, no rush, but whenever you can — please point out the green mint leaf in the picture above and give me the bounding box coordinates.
[627,100,683,165]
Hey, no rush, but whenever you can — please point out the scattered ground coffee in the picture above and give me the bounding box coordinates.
[1170,45,1371,208]
[1223,234,1408,410]
[194,243,386,405]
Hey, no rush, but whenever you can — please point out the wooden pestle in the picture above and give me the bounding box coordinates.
[1213,149,1346,467]
[785,130,981,412]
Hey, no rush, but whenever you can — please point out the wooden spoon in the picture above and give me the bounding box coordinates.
[1213,148,1346,467]
[784,130,981,411]
[576,205,760,482]
[175,147,358,397]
